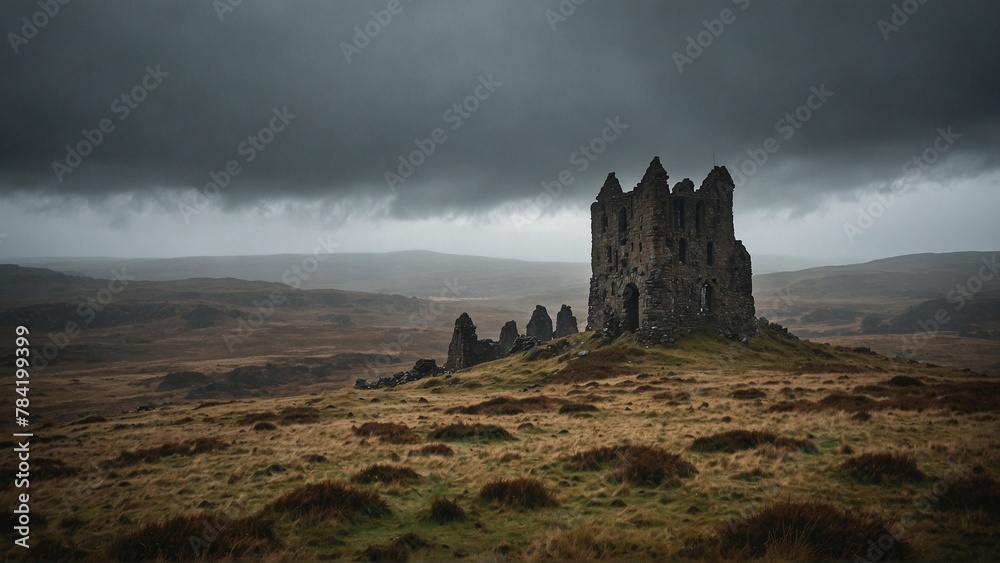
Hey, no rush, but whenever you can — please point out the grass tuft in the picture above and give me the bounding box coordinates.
[428,423,514,442]
[937,474,1000,519]
[690,430,816,453]
[350,464,421,485]
[885,375,923,386]
[567,445,697,486]
[558,403,599,414]
[715,500,915,561]
[277,406,321,424]
[446,396,559,415]
[105,512,276,561]
[731,388,767,400]
[428,497,466,523]
[409,443,454,457]
[267,480,389,521]
[352,421,421,444]
[480,477,557,510]
[524,518,674,561]
[842,452,925,483]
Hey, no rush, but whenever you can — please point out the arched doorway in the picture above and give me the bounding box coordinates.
[623,283,640,332]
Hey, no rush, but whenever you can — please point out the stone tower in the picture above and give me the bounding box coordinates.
[587,157,755,344]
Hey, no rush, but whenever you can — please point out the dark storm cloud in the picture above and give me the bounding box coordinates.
[1,0,998,218]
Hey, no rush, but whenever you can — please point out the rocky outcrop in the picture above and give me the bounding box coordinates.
[554,305,578,338]
[526,305,554,342]
[444,313,500,371]
[354,358,445,390]
[499,320,518,356]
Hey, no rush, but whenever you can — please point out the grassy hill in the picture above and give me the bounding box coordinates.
[5,328,998,561]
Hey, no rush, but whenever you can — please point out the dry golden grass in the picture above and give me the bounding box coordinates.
[8,328,1000,561]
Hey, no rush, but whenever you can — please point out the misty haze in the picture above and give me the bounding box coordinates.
[1,1,998,561]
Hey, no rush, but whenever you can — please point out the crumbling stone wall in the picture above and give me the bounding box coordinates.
[444,312,499,370]
[499,320,518,356]
[526,305,554,342]
[554,304,579,338]
[587,157,755,344]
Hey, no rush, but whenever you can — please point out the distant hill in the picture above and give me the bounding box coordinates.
[755,251,1000,337]
[10,250,999,339]
[15,251,591,303]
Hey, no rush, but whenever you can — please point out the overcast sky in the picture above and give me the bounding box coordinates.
[1,0,998,264]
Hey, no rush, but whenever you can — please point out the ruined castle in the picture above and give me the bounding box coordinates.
[587,157,755,344]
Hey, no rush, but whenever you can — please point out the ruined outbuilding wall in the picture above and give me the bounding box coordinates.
[587,157,755,344]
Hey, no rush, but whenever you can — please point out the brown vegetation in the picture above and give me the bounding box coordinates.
[238,411,277,425]
[731,388,767,400]
[427,497,466,523]
[842,452,925,483]
[350,464,421,485]
[769,381,1000,414]
[409,443,454,457]
[558,403,599,414]
[266,481,389,521]
[361,533,430,562]
[480,477,557,510]
[567,445,697,486]
[937,474,1000,519]
[101,437,229,468]
[105,512,276,561]
[428,423,513,442]
[714,501,915,561]
[690,430,816,453]
[445,395,560,415]
[277,405,321,424]
[352,421,421,444]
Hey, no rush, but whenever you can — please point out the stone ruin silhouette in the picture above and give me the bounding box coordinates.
[587,157,755,344]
